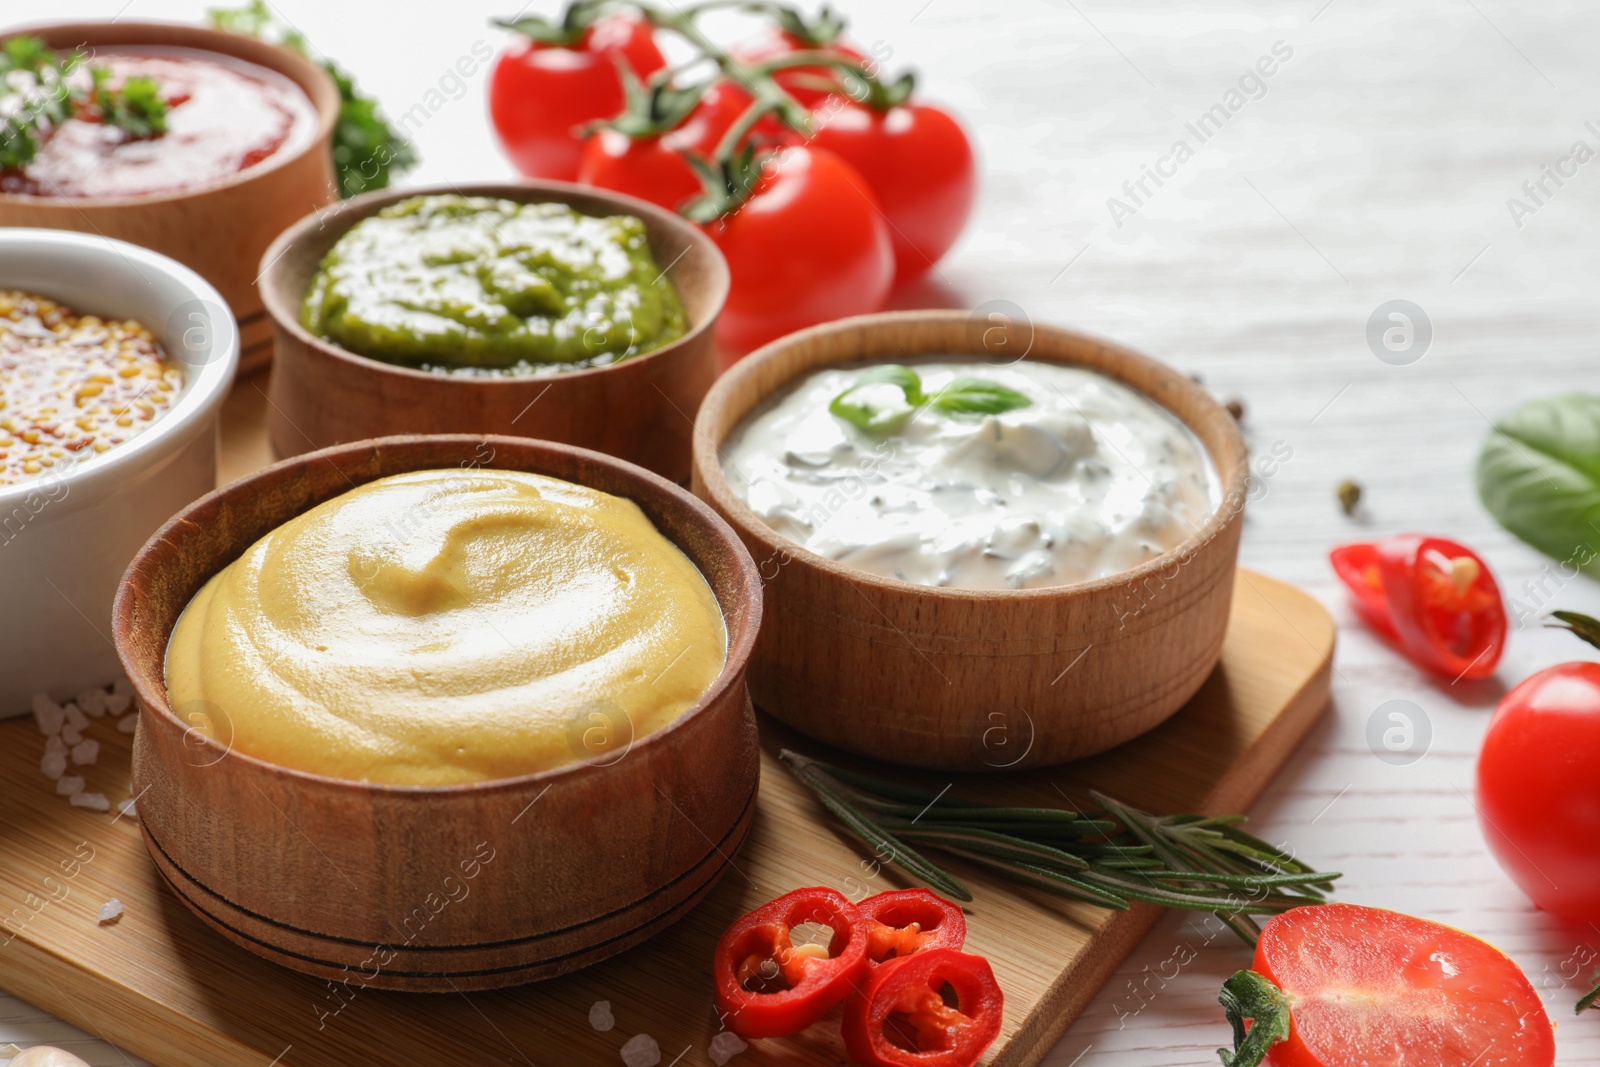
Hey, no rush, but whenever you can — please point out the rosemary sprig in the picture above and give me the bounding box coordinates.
[781,750,1340,946]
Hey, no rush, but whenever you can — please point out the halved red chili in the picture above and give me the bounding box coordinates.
[841,947,1003,1067]
[860,889,967,965]
[1328,541,1398,640]
[1330,534,1505,679]
[712,886,869,1039]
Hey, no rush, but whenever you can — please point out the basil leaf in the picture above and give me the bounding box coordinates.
[1476,394,1600,573]
[930,377,1032,417]
[828,364,925,434]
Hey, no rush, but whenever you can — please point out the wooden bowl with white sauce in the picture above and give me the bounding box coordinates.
[112,435,762,990]
[691,311,1247,771]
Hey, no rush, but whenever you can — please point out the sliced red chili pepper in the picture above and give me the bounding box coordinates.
[1330,534,1506,680]
[841,947,1003,1067]
[1328,541,1398,641]
[712,886,869,1039]
[859,889,967,965]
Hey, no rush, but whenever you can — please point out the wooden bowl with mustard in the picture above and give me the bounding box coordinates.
[112,435,761,990]
[0,20,341,375]
[258,182,730,483]
[691,311,1248,771]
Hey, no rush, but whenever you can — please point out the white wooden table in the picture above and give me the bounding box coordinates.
[7,1,1600,1063]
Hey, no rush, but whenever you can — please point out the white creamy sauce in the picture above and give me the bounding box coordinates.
[721,359,1221,590]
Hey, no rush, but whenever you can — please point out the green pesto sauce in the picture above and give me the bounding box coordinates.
[300,194,688,373]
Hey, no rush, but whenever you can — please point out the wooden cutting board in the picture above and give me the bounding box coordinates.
[0,380,1335,1067]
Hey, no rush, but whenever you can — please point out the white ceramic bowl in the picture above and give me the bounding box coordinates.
[0,229,238,716]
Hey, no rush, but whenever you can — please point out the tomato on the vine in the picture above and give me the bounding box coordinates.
[1477,659,1600,925]
[705,145,894,357]
[489,14,665,181]
[578,79,800,212]
[690,80,799,151]
[731,27,868,108]
[811,99,977,283]
[1219,904,1555,1067]
[576,128,701,212]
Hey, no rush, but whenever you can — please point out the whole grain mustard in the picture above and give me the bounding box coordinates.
[0,290,182,486]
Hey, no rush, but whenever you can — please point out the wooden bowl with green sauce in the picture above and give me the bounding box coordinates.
[260,182,729,482]
[112,435,762,990]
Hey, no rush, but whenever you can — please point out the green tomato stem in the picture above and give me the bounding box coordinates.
[1217,970,1293,1067]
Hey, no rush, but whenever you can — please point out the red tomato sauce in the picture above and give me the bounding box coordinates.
[1,46,317,199]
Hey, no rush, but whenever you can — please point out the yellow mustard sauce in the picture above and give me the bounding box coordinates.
[165,469,726,785]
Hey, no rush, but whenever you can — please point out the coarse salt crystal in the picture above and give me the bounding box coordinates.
[708,1031,748,1066]
[619,1034,660,1067]
[70,792,109,812]
[63,704,87,732]
[32,693,65,736]
[117,714,137,734]
[56,776,84,797]
[70,740,99,766]
[61,723,83,746]
[117,797,138,818]
[97,899,123,924]
[105,691,131,716]
[40,750,68,780]
[77,689,107,717]
[588,1000,615,1031]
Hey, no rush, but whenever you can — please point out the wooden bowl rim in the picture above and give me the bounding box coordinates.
[257,179,730,388]
[0,20,340,208]
[112,433,763,796]
[693,309,1249,602]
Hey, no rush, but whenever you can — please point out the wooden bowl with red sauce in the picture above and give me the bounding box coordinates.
[0,21,341,375]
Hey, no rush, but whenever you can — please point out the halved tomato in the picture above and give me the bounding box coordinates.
[1220,904,1555,1067]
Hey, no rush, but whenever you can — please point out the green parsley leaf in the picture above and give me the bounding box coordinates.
[94,72,169,139]
[209,1,416,198]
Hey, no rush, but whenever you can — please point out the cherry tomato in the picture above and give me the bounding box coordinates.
[684,79,797,155]
[859,889,967,965]
[706,146,894,357]
[488,15,665,181]
[811,99,977,284]
[712,886,869,1039]
[576,81,800,212]
[841,947,1003,1067]
[731,28,868,108]
[1329,534,1506,679]
[1477,661,1600,924]
[576,129,701,212]
[1244,904,1553,1067]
